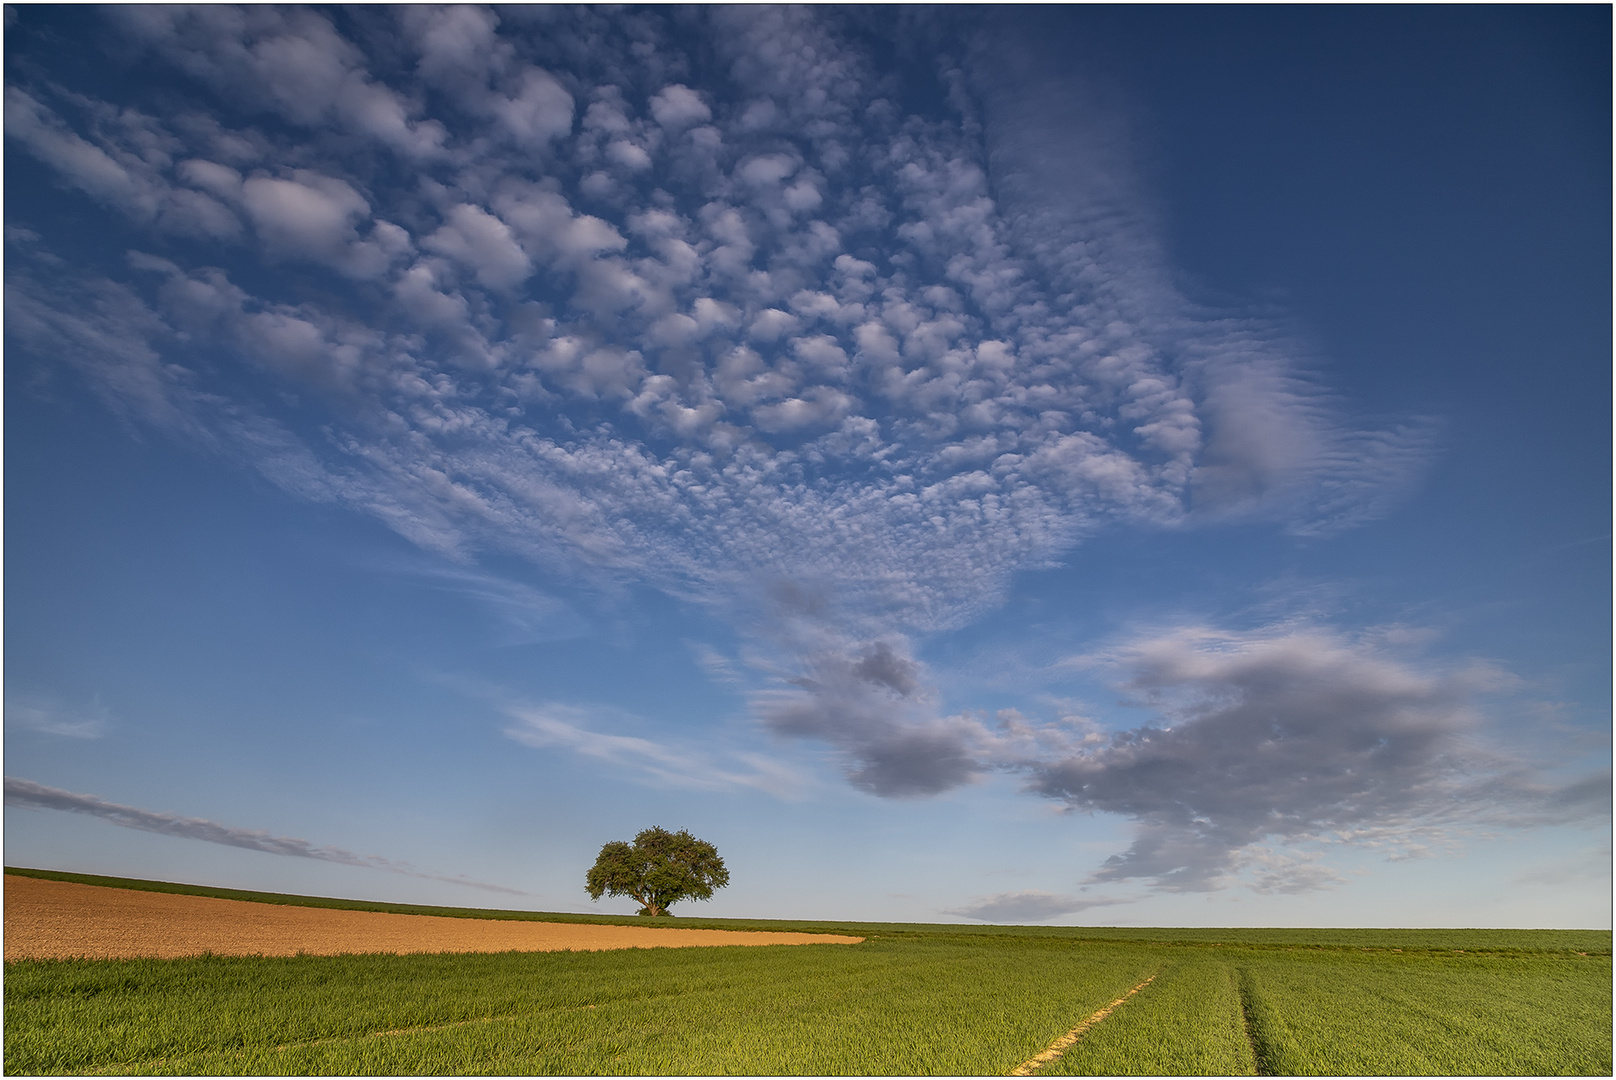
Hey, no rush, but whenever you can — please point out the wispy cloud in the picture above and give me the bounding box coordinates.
[687,642,743,685]
[5,694,110,739]
[3,777,526,895]
[502,703,809,798]
[943,890,1134,923]
[369,556,590,645]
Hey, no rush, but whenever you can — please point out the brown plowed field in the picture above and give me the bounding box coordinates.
[3,876,863,960]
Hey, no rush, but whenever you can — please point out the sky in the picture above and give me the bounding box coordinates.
[4,5,1610,928]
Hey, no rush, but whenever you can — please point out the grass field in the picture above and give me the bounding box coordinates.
[5,868,1611,1076]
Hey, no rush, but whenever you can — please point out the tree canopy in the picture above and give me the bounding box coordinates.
[584,826,729,916]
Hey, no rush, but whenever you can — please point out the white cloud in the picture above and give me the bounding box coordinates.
[751,387,853,433]
[688,642,743,685]
[495,68,575,146]
[649,84,711,129]
[605,138,652,172]
[503,703,807,798]
[240,171,395,278]
[114,6,446,158]
[423,204,531,291]
[370,558,588,645]
[409,5,503,89]
[5,694,110,739]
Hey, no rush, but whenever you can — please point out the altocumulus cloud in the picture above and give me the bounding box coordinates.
[3,778,526,895]
[4,7,1426,629]
[7,7,1582,893]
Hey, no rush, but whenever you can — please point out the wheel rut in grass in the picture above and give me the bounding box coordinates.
[1010,969,1160,1076]
[1234,967,1270,1076]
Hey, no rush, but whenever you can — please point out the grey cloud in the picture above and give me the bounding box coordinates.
[853,642,920,696]
[5,87,159,220]
[4,88,243,241]
[943,890,1133,923]
[1031,627,1607,892]
[757,632,995,798]
[4,777,526,894]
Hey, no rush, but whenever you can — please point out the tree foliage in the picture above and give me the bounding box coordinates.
[584,826,729,916]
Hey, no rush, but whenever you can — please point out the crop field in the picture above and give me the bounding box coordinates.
[4,869,1611,1076]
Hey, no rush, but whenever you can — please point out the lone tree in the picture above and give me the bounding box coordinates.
[585,826,729,916]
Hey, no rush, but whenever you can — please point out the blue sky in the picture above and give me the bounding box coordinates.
[5,5,1609,927]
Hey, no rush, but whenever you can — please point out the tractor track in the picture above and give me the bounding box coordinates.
[1010,969,1160,1076]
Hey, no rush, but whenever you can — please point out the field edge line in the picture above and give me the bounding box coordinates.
[1009,968,1161,1076]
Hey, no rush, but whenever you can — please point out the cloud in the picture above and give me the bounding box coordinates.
[240,171,392,277]
[2,7,1484,858]
[944,890,1134,923]
[370,559,589,645]
[1029,626,1607,892]
[4,87,160,220]
[112,6,447,158]
[4,777,525,894]
[496,68,576,146]
[5,695,110,739]
[4,8,1436,646]
[754,629,1000,798]
[503,703,808,798]
[968,30,1436,534]
[649,84,711,129]
[423,203,533,291]
[688,642,743,685]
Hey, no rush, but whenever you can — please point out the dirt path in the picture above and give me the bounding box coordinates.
[3,876,863,960]
[1010,971,1160,1076]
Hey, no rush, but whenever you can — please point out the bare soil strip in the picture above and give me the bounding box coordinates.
[3,875,863,960]
[1010,971,1160,1076]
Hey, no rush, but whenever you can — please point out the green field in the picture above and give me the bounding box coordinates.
[5,869,1610,1076]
